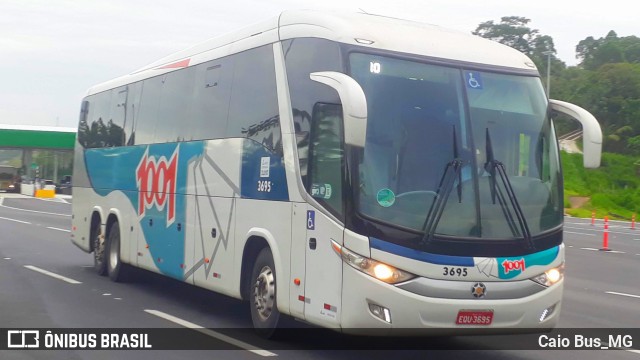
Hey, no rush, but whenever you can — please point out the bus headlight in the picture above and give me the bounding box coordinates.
[331,240,415,284]
[531,263,564,287]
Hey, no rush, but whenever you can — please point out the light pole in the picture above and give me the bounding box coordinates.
[542,50,553,97]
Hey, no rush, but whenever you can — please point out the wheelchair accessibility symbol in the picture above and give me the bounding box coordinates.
[307,210,315,230]
[465,71,483,90]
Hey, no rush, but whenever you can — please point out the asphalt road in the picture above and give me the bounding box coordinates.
[0,195,638,359]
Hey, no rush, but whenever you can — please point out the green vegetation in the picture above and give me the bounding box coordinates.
[474,18,640,156]
[474,17,640,219]
[562,151,640,220]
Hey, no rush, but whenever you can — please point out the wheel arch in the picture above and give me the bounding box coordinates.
[239,228,285,303]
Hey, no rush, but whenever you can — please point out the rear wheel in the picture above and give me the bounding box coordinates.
[92,222,107,276]
[250,247,281,338]
[106,222,131,282]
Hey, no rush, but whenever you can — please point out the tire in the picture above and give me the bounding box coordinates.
[92,222,107,276]
[106,222,131,282]
[249,247,281,338]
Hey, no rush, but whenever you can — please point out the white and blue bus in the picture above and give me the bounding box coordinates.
[71,10,602,335]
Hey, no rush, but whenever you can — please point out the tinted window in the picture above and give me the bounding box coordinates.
[123,82,143,146]
[308,103,344,217]
[228,45,280,154]
[283,38,343,185]
[155,67,197,143]
[191,58,234,140]
[106,86,128,147]
[78,90,114,148]
[135,76,163,145]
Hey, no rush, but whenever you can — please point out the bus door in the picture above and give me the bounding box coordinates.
[299,102,346,327]
[300,205,344,328]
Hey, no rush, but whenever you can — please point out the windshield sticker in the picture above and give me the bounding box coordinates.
[311,184,332,199]
[377,188,396,207]
[464,71,483,90]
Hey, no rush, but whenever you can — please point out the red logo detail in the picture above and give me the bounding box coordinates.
[157,59,190,69]
[502,259,526,274]
[136,148,179,225]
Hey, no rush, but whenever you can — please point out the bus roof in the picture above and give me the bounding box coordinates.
[87,10,537,96]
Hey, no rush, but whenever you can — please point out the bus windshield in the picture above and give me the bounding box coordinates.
[350,53,563,241]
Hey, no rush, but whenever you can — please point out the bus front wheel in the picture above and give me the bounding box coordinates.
[249,247,281,337]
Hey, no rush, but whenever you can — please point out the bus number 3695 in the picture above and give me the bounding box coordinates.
[257,180,272,192]
[443,267,468,277]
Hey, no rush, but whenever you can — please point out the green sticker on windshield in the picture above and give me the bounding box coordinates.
[377,188,396,207]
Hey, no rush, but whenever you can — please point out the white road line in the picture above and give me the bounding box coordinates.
[601,342,640,354]
[0,203,70,217]
[144,309,277,357]
[606,250,626,254]
[580,247,600,251]
[606,291,640,300]
[0,216,31,224]
[24,265,82,284]
[47,226,71,232]
[564,231,596,237]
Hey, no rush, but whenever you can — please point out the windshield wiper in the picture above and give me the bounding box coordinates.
[484,128,535,250]
[419,126,463,247]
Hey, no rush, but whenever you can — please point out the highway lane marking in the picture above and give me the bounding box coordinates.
[24,265,82,284]
[47,226,71,232]
[0,216,31,224]
[579,247,627,254]
[606,291,640,300]
[0,203,71,217]
[144,309,277,357]
[599,342,640,354]
[564,231,596,237]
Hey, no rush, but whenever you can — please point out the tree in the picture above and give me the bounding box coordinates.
[576,31,640,70]
[473,16,538,54]
[473,16,565,83]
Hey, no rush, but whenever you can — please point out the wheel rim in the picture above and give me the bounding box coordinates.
[109,235,119,271]
[253,265,275,321]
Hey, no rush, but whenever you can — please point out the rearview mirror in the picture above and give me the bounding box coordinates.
[549,99,602,168]
[310,72,367,148]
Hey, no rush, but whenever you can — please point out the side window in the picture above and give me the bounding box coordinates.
[282,38,342,183]
[191,58,234,140]
[228,45,280,154]
[308,103,344,218]
[78,91,112,148]
[123,82,143,146]
[106,86,128,147]
[77,99,91,148]
[135,76,163,145]
[155,67,196,143]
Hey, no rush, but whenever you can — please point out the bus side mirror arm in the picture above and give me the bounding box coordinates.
[310,72,368,148]
[549,99,603,168]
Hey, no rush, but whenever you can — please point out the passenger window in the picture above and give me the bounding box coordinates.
[228,45,281,154]
[308,103,344,218]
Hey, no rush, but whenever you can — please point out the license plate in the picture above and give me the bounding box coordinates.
[455,310,494,325]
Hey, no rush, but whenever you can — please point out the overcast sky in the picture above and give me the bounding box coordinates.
[1,0,636,128]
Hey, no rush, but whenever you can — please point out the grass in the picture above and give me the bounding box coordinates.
[561,151,640,220]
